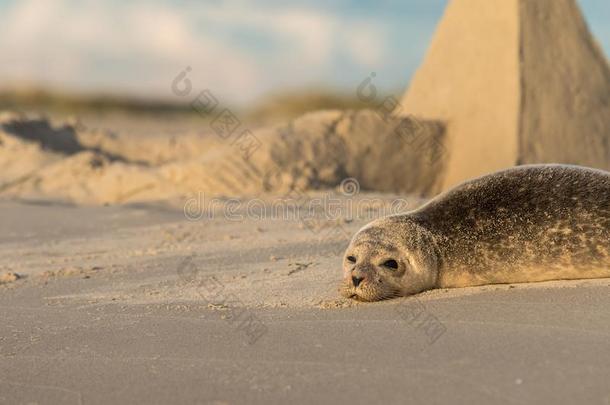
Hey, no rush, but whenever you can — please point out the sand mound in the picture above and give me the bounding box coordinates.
[246,110,445,194]
[0,111,444,204]
[74,122,223,166]
[0,113,179,204]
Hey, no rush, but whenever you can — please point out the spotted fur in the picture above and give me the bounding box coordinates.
[341,165,610,301]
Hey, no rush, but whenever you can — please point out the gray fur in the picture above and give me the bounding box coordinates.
[341,165,610,301]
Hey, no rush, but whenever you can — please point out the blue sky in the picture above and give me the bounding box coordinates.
[0,0,608,105]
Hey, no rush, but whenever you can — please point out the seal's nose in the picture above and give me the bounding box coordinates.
[352,276,364,287]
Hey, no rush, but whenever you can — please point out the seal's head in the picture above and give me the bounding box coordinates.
[340,216,440,301]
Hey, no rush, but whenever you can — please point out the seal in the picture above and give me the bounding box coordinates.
[340,164,610,301]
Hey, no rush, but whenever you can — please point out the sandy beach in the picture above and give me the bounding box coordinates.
[2,198,610,404]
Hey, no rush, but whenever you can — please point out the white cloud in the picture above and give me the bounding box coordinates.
[0,0,389,104]
[197,2,338,66]
[341,21,387,67]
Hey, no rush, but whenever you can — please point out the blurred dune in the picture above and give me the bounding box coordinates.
[246,89,375,124]
[0,86,379,124]
[0,86,190,114]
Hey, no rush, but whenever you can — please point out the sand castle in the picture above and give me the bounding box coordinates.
[401,0,610,192]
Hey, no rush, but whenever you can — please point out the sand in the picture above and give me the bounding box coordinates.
[0,271,20,284]
[1,199,610,404]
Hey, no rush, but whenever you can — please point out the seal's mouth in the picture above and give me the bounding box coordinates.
[339,286,379,302]
[339,280,402,302]
[351,294,375,302]
[346,293,360,300]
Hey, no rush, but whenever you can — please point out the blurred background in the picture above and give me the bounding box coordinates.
[1,0,608,123]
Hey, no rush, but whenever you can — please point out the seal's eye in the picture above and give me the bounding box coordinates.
[346,255,357,264]
[381,259,398,270]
